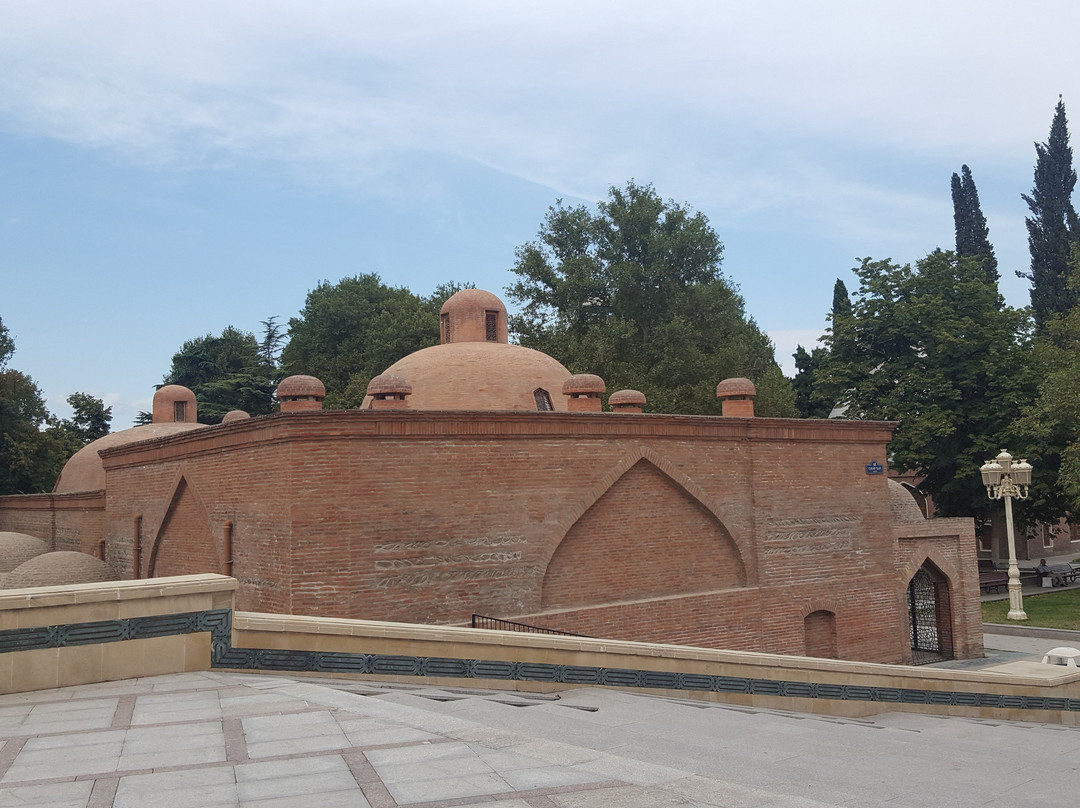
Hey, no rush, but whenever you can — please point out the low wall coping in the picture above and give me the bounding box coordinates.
[0,574,238,610]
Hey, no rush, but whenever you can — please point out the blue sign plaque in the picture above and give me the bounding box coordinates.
[865,461,884,475]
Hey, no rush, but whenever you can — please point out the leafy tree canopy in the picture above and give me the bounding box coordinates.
[506,182,796,416]
[282,275,468,409]
[951,164,999,285]
[0,316,87,493]
[61,392,111,446]
[818,251,1034,519]
[162,325,279,424]
[1022,97,1080,333]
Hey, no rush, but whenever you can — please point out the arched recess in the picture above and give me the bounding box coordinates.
[906,558,955,664]
[540,454,747,610]
[146,472,221,578]
[803,610,838,659]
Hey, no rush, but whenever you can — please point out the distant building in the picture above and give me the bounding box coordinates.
[0,290,982,664]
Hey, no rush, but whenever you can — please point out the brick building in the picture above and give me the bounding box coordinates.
[0,290,982,664]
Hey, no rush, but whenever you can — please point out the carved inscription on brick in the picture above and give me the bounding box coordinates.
[372,535,533,589]
[762,515,858,557]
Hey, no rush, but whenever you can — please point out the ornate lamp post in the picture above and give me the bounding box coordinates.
[980,450,1033,620]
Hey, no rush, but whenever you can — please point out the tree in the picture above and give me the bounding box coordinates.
[163,326,278,423]
[791,345,831,418]
[0,316,77,494]
[1022,97,1080,333]
[61,392,111,446]
[818,252,1033,518]
[951,165,999,285]
[282,275,456,409]
[1014,249,1080,517]
[507,182,796,416]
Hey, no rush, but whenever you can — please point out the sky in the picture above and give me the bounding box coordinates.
[3,1,1080,428]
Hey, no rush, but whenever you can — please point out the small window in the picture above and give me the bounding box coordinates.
[441,312,451,344]
[173,401,187,422]
[485,311,498,341]
[533,388,553,411]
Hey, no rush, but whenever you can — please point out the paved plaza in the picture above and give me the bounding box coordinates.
[0,631,1078,807]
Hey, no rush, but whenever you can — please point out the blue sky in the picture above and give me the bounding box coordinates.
[2,1,1078,428]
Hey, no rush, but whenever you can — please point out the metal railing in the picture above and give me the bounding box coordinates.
[471,614,591,637]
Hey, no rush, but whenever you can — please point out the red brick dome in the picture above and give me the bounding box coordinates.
[53,423,207,494]
[716,377,756,398]
[609,389,647,407]
[364,341,572,411]
[152,385,198,423]
[366,372,413,397]
[439,289,509,344]
[562,374,606,395]
[221,410,250,423]
[276,375,326,399]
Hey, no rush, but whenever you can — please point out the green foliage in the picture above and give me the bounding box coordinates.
[1022,98,1080,333]
[163,325,278,423]
[0,317,13,369]
[951,165,999,285]
[1014,252,1080,515]
[791,345,832,418]
[507,182,796,416]
[61,392,111,446]
[281,275,458,409]
[819,251,1034,518]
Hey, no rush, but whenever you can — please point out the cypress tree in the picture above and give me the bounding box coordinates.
[951,165,999,285]
[1022,97,1080,332]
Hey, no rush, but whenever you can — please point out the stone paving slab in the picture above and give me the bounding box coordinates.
[2,670,1080,806]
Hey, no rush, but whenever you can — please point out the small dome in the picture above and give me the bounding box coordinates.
[364,342,572,411]
[609,389,647,407]
[0,532,49,573]
[563,374,606,395]
[152,385,198,424]
[439,289,509,344]
[716,378,756,398]
[276,375,326,399]
[5,551,114,589]
[367,372,413,397]
[53,422,207,494]
[221,410,250,424]
[889,479,926,523]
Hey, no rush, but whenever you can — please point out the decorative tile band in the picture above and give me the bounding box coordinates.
[3,608,1076,714]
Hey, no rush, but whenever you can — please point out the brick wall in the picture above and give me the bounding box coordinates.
[0,410,980,664]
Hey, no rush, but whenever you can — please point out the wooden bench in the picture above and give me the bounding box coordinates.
[979,569,1009,593]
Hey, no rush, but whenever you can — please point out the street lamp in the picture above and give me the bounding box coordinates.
[980,450,1033,621]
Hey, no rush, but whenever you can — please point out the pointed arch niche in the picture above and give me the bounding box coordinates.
[146,472,221,578]
[541,455,747,610]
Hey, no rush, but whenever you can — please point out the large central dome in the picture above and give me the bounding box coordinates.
[364,289,573,411]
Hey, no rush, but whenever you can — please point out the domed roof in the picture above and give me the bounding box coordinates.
[364,341,573,411]
[563,374,606,395]
[367,372,412,397]
[888,479,926,523]
[53,422,207,494]
[609,389,647,407]
[440,288,507,318]
[4,551,114,589]
[276,375,326,399]
[221,410,250,424]
[0,532,49,573]
[152,385,198,423]
[716,377,756,398]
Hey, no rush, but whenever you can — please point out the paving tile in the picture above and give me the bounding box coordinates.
[112,766,238,808]
[0,779,95,808]
[241,790,370,808]
[385,771,512,804]
[335,716,441,747]
[235,756,359,802]
[3,730,125,782]
[131,690,222,725]
[242,711,350,758]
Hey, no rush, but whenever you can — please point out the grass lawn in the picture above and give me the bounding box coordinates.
[983,588,1080,630]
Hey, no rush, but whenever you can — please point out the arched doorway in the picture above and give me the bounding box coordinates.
[907,563,954,665]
